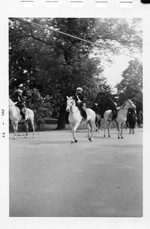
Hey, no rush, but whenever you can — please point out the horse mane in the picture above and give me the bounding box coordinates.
[128,99,136,108]
[71,95,76,101]
[119,99,135,110]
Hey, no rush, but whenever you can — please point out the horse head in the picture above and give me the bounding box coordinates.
[121,99,136,110]
[66,96,76,112]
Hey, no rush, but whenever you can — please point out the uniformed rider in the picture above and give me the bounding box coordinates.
[73,87,87,120]
[14,87,26,120]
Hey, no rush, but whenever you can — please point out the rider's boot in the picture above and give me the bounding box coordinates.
[82,108,88,121]
[112,109,117,120]
[20,109,26,121]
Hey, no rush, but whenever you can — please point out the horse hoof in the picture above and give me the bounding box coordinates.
[118,137,120,139]
[108,135,111,137]
[121,136,123,139]
[71,140,78,143]
[89,138,93,142]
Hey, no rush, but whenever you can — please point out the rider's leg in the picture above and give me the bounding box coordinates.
[112,108,117,120]
[20,106,26,120]
[81,105,87,120]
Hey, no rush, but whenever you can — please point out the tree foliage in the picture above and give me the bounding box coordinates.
[116,59,143,111]
[9,18,142,128]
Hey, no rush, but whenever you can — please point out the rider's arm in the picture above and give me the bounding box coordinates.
[76,95,81,103]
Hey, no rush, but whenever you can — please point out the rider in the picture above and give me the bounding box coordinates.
[73,87,87,120]
[111,101,118,120]
[14,85,27,120]
[107,95,118,120]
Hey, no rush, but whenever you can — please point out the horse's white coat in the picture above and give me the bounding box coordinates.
[104,99,136,139]
[9,98,35,139]
[66,96,96,143]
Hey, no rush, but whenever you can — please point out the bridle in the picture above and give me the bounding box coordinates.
[67,100,79,114]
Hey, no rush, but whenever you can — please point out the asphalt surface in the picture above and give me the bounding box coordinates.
[9,128,142,217]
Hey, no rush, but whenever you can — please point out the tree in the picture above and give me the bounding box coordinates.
[9,18,104,129]
[116,59,143,110]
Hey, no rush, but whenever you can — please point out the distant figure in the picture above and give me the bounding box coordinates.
[92,103,101,131]
[137,110,143,128]
[126,108,137,134]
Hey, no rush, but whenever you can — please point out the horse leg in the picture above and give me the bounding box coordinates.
[71,122,80,143]
[129,128,131,134]
[30,119,35,138]
[108,121,111,137]
[12,122,18,139]
[95,122,98,132]
[117,123,121,139]
[95,116,100,132]
[120,123,124,139]
[24,121,29,137]
[104,120,107,137]
[91,121,95,141]
[98,120,101,132]
[87,120,94,142]
[95,116,98,132]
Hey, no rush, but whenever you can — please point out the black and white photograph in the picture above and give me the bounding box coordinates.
[9,17,143,217]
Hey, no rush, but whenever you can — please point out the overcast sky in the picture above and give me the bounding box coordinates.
[103,55,131,92]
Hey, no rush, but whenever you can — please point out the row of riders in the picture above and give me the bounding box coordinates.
[9,85,142,141]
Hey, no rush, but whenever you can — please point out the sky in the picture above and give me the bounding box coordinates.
[103,55,131,93]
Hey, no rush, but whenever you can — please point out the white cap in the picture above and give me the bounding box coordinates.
[16,89,23,93]
[18,84,23,87]
[76,87,83,91]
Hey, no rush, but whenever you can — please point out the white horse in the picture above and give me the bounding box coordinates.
[104,99,136,139]
[9,98,35,139]
[66,96,96,143]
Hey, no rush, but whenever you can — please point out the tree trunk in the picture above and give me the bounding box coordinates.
[56,104,67,130]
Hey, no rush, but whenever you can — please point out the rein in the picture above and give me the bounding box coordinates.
[67,101,79,114]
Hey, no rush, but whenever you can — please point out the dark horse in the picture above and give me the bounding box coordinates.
[95,114,101,132]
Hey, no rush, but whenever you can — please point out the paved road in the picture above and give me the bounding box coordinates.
[9,128,142,217]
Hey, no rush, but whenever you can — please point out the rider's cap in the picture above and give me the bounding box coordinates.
[16,89,23,93]
[18,84,23,88]
[76,87,83,92]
